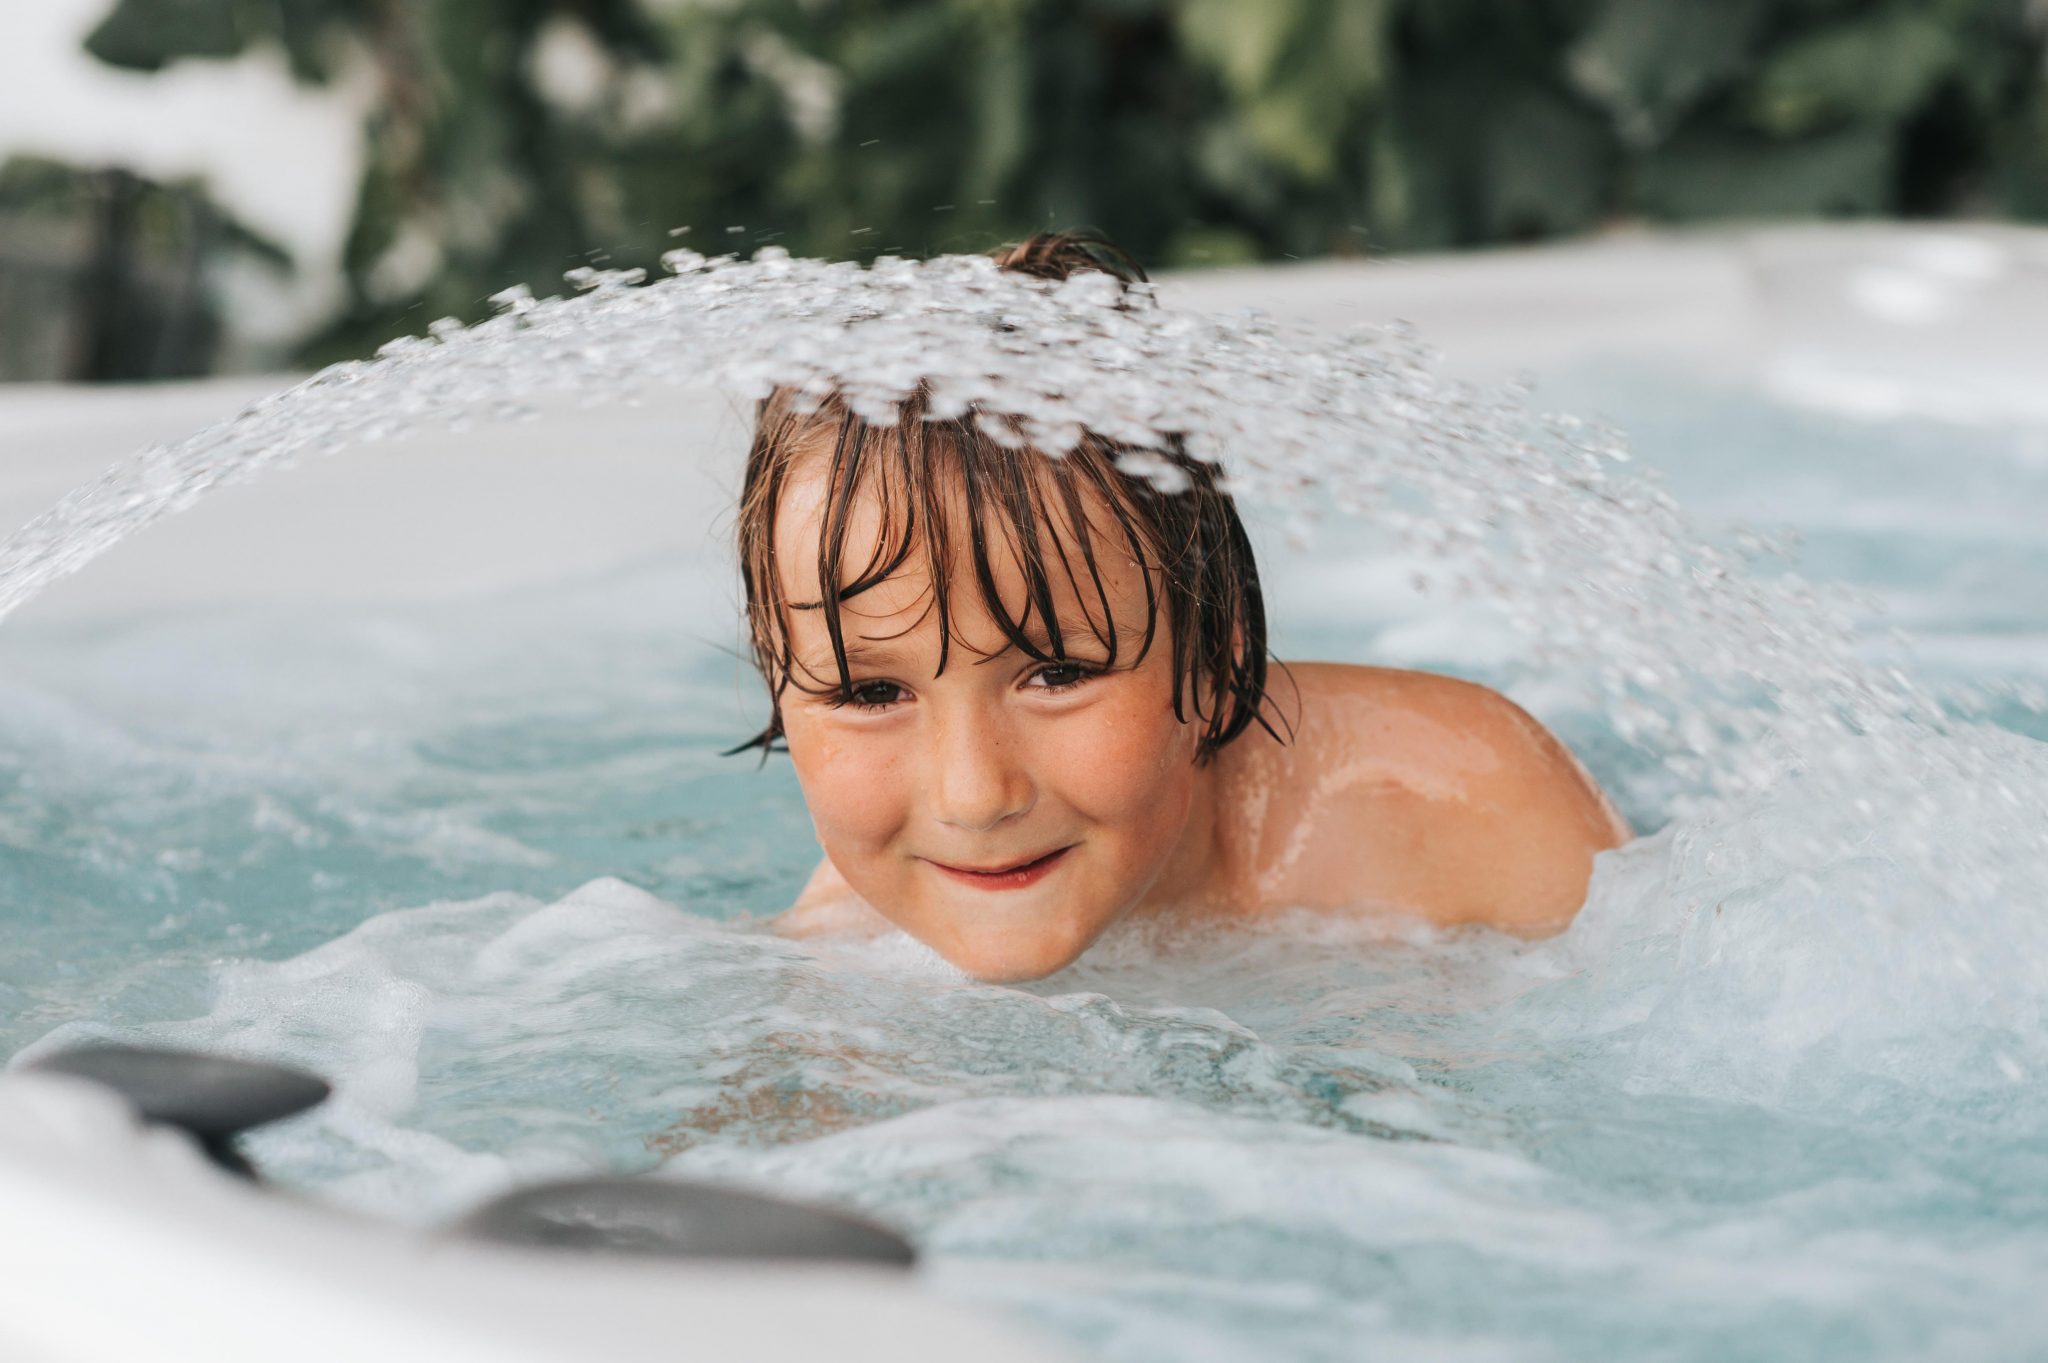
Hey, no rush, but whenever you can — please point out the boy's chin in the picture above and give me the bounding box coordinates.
[921,914,1107,983]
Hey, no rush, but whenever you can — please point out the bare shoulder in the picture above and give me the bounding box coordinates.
[1215,663,1630,934]
[770,857,896,940]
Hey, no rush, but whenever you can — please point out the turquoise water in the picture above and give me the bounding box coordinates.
[5,370,2048,1361]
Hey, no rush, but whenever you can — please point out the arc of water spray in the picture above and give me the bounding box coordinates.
[0,248,2030,892]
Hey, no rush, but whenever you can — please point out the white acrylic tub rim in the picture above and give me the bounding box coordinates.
[2,223,2045,1363]
[0,1072,1066,1363]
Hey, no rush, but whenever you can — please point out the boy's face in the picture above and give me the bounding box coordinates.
[772,455,1210,982]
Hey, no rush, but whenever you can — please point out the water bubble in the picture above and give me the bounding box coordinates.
[486,285,536,316]
[1113,451,1192,494]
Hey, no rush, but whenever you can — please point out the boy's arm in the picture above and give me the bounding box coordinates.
[1433,687,1630,934]
[1243,664,1630,936]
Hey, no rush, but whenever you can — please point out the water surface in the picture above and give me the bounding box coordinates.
[5,368,2047,1362]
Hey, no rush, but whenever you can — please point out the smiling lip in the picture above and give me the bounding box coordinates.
[926,845,1074,891]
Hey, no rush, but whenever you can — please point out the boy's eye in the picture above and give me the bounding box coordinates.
[1026,661,1099,692]
[842,680,907,710]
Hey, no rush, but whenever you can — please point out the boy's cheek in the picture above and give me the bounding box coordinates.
[787,728,907,848]
[1048,694,1197,827]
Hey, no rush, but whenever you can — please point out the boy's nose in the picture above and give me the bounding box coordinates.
[929,710,1034,832]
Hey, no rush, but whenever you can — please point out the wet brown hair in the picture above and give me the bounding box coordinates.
[734,229,1274,762]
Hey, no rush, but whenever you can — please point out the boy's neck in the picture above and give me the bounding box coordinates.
[1134,762,1227,916]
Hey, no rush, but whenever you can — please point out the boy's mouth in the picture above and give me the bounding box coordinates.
[925,845,1074,890]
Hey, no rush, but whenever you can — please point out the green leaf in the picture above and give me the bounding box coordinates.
[1177,0,1392,181]
[1566,0,1769,145]
[1475,81,1614,240]
[0,154,291,268]
[963,20,1031,200]
[1193,119,1288,216]
[1748,7,1960,135]
[0,154,88,209]
[84,0,251,71]
[1635,124,1894,218]
[1378,66,1612,247]
[1987,84,2048,220]
[1177,0,1306,96]
[1240,82,1343,181]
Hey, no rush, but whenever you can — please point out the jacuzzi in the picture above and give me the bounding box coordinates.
[3,224,2046,1363]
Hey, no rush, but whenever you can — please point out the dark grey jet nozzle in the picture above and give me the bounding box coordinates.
[451,1177,918,1269]
[28,1044,330,1179]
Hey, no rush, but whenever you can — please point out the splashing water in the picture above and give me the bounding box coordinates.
[0,250,1989,799]
[6,251,2048,1362]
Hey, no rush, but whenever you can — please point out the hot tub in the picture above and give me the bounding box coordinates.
[4,224,2046,1363]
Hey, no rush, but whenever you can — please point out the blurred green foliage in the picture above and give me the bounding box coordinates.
[81,0,2048,363]
[0,156,289,379]
[0,156,289,270]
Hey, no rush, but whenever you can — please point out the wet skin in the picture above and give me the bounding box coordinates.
[768,461,1630,983]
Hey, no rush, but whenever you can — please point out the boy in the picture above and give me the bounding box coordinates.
[738,233,1628,982]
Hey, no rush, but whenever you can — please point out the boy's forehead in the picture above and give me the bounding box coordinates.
[770,439,1152,639]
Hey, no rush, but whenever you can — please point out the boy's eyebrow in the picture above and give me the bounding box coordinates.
[1016,610,1119,650]
[788,604,1121,670]
[828,638,910,663]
